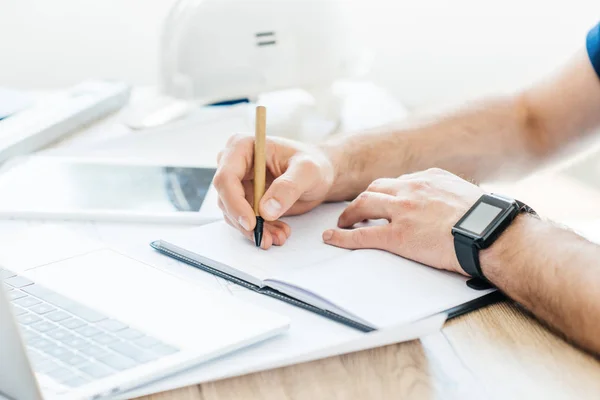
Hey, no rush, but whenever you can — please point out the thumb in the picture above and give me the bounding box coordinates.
[260,159,318,220]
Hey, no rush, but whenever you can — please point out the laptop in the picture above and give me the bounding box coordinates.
[0,245,289,400]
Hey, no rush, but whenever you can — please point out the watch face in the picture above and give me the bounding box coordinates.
[457,202,504,235]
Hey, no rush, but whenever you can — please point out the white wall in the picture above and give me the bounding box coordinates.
[0,0,598,109]
[0,0,177,90]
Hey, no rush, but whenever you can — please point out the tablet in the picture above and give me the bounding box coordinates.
[0,157,223,223]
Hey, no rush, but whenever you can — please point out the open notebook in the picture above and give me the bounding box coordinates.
[151,203,499,331]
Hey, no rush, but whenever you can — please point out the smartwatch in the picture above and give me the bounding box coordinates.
[451,194,537,289]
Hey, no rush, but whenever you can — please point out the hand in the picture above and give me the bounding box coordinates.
[322,168,484,275]
[214,134,336,249]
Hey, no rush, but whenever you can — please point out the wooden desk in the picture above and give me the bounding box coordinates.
[136,172,600,400]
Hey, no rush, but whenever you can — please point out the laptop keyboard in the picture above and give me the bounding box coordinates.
[2,268,180,389]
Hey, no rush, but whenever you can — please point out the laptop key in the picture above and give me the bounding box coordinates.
[109,342,158,363]
[46,310,70,322]
[31,320,58,333]
[0,269,16,280]
[47,329,75,342]
[18,313,42,325]
[98,353,137,371]
[22,284,107,322]
[21,284,54,298]
[63,376,90,388]
[4,275,33,288]
[30,303,57,315]
[151,344,179,356]
[35,359,62,374]
[79,345,109,359]
[8,290,27,301]
[45,346,75,360]
[11,305,27,316]
[29,338,56,352]
[61,336,90,350]
[59,302,107,323]
[61,354,88,367]
[27,349,49,365]
[13,296,41,308]
[75,325,102,338]
[60,318,86,330]
[80,362,114,379]
[96,319,128,332]
[20,328,38,341]
[92,334,119,346]
[45,367,77,383]
[116,328,144,340]
[134,336,160,348]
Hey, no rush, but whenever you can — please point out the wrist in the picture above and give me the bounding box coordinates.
[479,213,537,284]
[318,141,353,202]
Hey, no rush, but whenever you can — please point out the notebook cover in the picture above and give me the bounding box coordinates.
[150,241,502,332]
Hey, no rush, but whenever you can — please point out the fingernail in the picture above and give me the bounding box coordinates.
[263,199,282,219]
[322,230,333,241]
[238,216,250,231]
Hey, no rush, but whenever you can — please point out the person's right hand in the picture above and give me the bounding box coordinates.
[214,134,336,249]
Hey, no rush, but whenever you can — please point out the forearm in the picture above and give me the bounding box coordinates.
[322,95,538,201]
[322,50,600,202]
[481,216,600,355]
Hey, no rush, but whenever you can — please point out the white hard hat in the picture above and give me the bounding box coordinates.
[159,0,369,105]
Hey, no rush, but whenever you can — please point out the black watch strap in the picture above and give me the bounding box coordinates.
[454,234,481,278]
[453,234,492,290]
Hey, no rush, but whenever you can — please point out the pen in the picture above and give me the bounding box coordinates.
[253,106,267,247]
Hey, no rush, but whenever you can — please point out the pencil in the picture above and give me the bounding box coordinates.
[253,106,267,247]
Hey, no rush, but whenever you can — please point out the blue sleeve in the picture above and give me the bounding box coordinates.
[588,22,600,78]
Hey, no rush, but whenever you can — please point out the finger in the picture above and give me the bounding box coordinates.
[366,178,400,196]
[216,174,255,231]
[226,213,279,249]
[265,224,286,246]
[285,199,323,217]
[259,157,320,221]
[266,220,291,245]
[269,220,291,238]
[223,213,235,228]
[337,192,396,228]
[224,214,254,242]
[242,180,254,205]
[260,229,274,250]
[322,226,391,250]
[213,136,256,231]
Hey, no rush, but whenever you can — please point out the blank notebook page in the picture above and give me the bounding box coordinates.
[269,249,491,328]
[161,203,351,282]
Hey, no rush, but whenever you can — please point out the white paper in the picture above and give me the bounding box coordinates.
[160,203,351,282]
[273,249,492,328]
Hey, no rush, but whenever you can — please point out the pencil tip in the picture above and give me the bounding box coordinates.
[254,217,264,247]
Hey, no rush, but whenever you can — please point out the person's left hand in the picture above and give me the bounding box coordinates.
[322,168,484,275]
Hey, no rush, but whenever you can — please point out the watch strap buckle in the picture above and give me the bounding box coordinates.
[466,277,495,290]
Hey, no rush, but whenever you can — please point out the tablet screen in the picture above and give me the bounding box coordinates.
[0,159,216,214]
